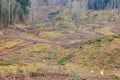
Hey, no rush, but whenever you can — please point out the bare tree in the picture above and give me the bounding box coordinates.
[72,0,88,28]
[0,0,21,27]
[117,0,120,18]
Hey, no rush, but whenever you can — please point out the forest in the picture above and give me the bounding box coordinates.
[0,0,120,27]
[0,0,120,80]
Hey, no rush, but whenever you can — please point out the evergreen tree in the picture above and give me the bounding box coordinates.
[16,0,30,22]
[0,0,30,27]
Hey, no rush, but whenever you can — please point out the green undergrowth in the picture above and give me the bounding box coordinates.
[57,54,74,65]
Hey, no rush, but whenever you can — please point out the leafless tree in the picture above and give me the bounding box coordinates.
[72,0,88,28]
[0,0,20,27]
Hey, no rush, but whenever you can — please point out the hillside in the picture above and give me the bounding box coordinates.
[0,0,120,80]
[0,9,120,80]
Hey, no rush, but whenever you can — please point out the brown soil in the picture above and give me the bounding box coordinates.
[0,73,72,80]
[0,73,119,80]
[112,26,120,34]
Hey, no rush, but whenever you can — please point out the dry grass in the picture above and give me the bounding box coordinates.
[96,26,114,35]
[0,10,119,79]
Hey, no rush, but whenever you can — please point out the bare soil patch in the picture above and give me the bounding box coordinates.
[112,26,120,34]
[0,73,72,80]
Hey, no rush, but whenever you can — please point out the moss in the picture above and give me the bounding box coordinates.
[17,68,24,74]
[62,46,70,49]
[88,39,95,44]
[57,54,74,65]
[88,38,101,44]
[96,38,102,42]
[49,10,60,16]
[113,35,120,39]
[96,42,102,47]
[108,37,114,42]
[82,63,89,67]
[73,76,85,80]
[36,67,45,72]
[0,61,13,66]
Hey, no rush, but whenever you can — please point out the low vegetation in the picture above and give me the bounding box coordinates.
[0,0,120,80]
